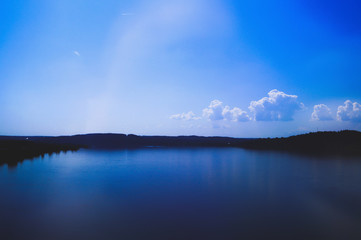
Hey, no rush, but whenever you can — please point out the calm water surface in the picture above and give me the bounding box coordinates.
[0,148,361,240]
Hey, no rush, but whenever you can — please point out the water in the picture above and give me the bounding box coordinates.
[0,148,361,240]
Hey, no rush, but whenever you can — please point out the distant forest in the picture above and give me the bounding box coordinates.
[1,130,361,166]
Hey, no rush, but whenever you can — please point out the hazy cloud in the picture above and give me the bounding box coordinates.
[337,100,361,122]
[121,12,134,16]
[170,111,200,120]
[249,89,304,121]
[311,104,333,121]
[73,51,80,56]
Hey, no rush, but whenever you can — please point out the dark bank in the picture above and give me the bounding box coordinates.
[1,130,361,166]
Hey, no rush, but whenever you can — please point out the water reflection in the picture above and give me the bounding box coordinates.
[0,150,78,169]
[0,148,360,239]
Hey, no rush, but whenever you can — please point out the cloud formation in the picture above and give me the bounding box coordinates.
[202,100,250,122]
[249,89,304,121]
[202,100,224,120]
[337,100,361,122]
[73,51,80,56]
[223,106,250,122]
[170,90,361,128]
[311,104,332,121]
[170,111,200,120]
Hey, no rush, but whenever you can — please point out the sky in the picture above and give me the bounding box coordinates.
[0,0,361,137]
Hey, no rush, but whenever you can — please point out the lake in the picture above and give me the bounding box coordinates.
[0,148,361,240]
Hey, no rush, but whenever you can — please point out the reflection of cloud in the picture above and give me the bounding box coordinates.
[249,89,304,121]
[311,104,332,121]
[73,51,80,56]
[170,111,200,120]
[337,100,361,122]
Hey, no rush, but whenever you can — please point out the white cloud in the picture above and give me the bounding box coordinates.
[202,100,224,120]
[337,100,361,122]
[73,51,80,56]
[223,106,250,122]
[203,100,250,122]
[170,111,200,120]
[249,89,304,121]
[311,104,333,121]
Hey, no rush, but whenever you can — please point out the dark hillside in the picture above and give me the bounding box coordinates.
[241,130,361,156]
[0,134,250,149]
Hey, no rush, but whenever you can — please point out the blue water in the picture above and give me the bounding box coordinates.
[0,148,361,240]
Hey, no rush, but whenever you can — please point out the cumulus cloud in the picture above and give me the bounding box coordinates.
[249,89,304,121]
[170,111,200,120]
[223,106,250,122]
[311,104,333,121]
[202,100,224,121]
[337,100,361,122]
[202,100,250,122]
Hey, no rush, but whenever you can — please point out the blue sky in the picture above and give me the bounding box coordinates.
[1,0,360,137]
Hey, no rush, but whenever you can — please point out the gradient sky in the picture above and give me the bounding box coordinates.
[1,0,361,137]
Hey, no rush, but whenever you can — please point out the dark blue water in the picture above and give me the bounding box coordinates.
[1,148,361,240]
